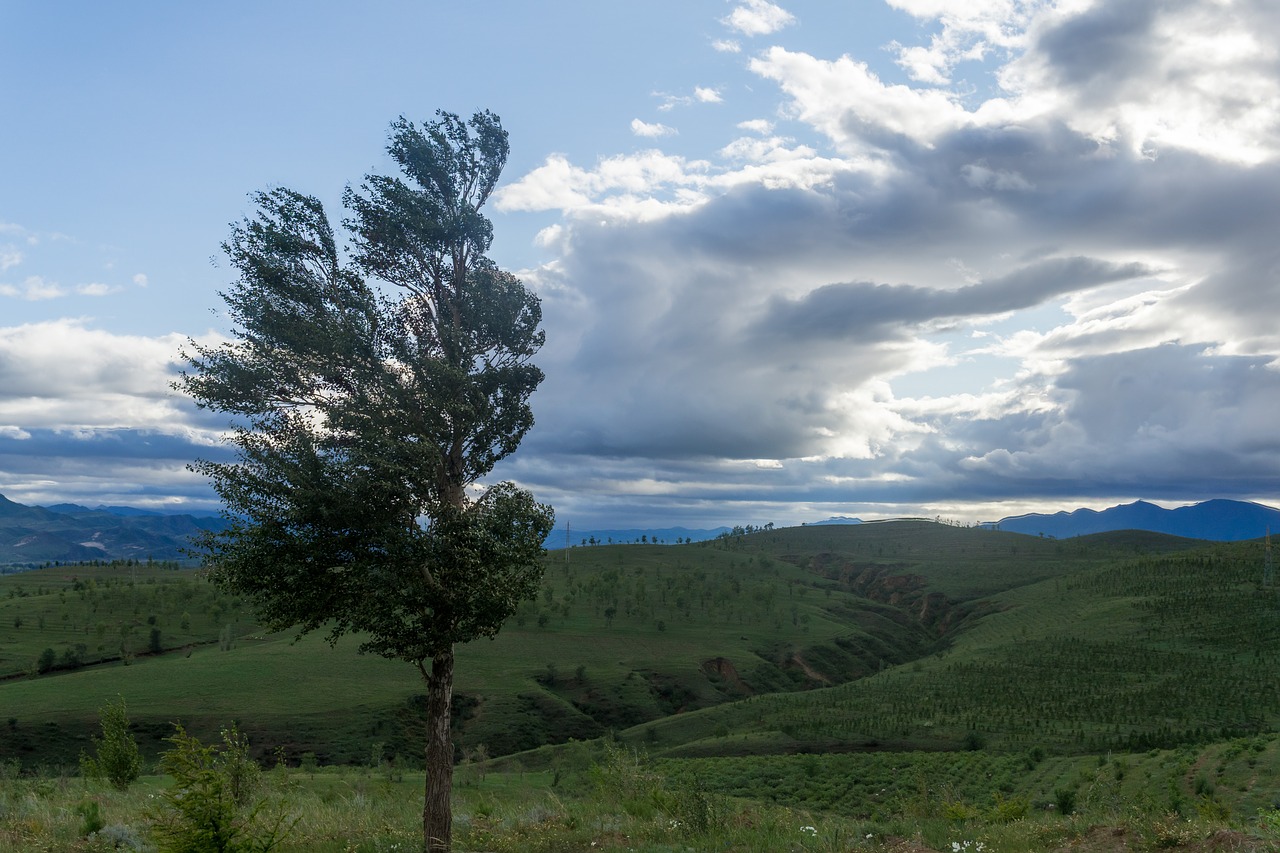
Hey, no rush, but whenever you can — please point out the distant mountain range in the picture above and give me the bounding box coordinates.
[0,494,229,565]
[2,491,1274,565]
[981,499,1280,541]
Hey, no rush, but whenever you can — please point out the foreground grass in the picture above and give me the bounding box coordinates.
[4,749,1280,853]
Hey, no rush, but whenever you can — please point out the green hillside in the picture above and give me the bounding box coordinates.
[615,535,1280,759]
[0,525,968,765]
[1,522,1272,775]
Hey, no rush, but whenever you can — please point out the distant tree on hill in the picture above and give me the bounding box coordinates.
[180,110,553,853]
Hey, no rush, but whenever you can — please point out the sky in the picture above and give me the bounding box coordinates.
[1,0,1279,529]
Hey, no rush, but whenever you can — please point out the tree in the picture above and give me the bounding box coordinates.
[180,110,554,853]
[81,696,143,791]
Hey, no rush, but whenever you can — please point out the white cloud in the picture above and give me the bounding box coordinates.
[0,276,66,301]
[0,320,205,423]
[0,276,127,300]
[712,38,741,53]
[1001,1,1280,164]
[722,0,796,37]
[719,135,815,163]
[631,118,677,138]
[0,248,21,272]
[749,47,990,152]
[133,273,148,287]
[76,282,123,297]
[694,86,723,103]
[886,0,1036,83]
[495,151,713,219]
[737,118,774,134]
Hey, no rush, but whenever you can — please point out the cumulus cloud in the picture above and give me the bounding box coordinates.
[694,86,723,103]
[749,47,990,153]
[495,0,1280,526]
[1002,0,1280,164]
[886,0,1035,83]
[722,0,796,36]
[0,320,228,509]
[737,118,774,134]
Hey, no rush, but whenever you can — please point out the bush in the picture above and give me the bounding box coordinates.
[80,697,143,791]
[148,724,291,853]
[77,800,105,836]
[1053,786,1077,816]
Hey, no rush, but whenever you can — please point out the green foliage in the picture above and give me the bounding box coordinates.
[589,742,727,836]
[149,724,291,853]
[81,697,143,791]
[178,109,551,852]
[180,110,552,665]
[1053,786,1077,815]
[76,799,105,836]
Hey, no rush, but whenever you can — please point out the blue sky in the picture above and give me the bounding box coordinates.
[2,0,1279,529]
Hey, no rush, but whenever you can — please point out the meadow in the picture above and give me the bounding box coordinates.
[3,521,1280,850]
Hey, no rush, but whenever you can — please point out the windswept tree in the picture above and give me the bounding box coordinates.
[180,110,554,853]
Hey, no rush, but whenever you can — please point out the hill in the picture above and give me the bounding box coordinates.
[0,519,1200,768]
[623,533,1278,761]
[983,498,1280,541]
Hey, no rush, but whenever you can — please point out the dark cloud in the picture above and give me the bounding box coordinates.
[751,257,1157,343]
[1034,0,1161,91]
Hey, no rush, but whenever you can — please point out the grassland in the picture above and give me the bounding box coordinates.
[2,520,1280,850]
[4,738,1280,851]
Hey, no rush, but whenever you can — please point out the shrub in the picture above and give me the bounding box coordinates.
[80,697,143,791]
[77,800,105,836]
[148,724,291,853]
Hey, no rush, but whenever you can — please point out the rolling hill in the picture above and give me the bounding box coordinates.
[5,519,1255,771]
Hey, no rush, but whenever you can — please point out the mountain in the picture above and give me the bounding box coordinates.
[42,502,224,519]
[802,516,864,526]
[0,493,231,564]
[982,498,1280,541]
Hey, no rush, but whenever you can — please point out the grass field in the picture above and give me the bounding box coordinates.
[2,521,1279,850]
[4,738,1280,852]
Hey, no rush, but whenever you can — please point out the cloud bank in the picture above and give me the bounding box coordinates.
[491,0,1280,527]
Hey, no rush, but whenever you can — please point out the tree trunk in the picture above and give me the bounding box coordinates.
[423,647,455,853]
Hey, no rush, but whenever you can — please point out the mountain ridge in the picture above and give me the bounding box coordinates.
[0,494,229,565]
[982,498,1279,541]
